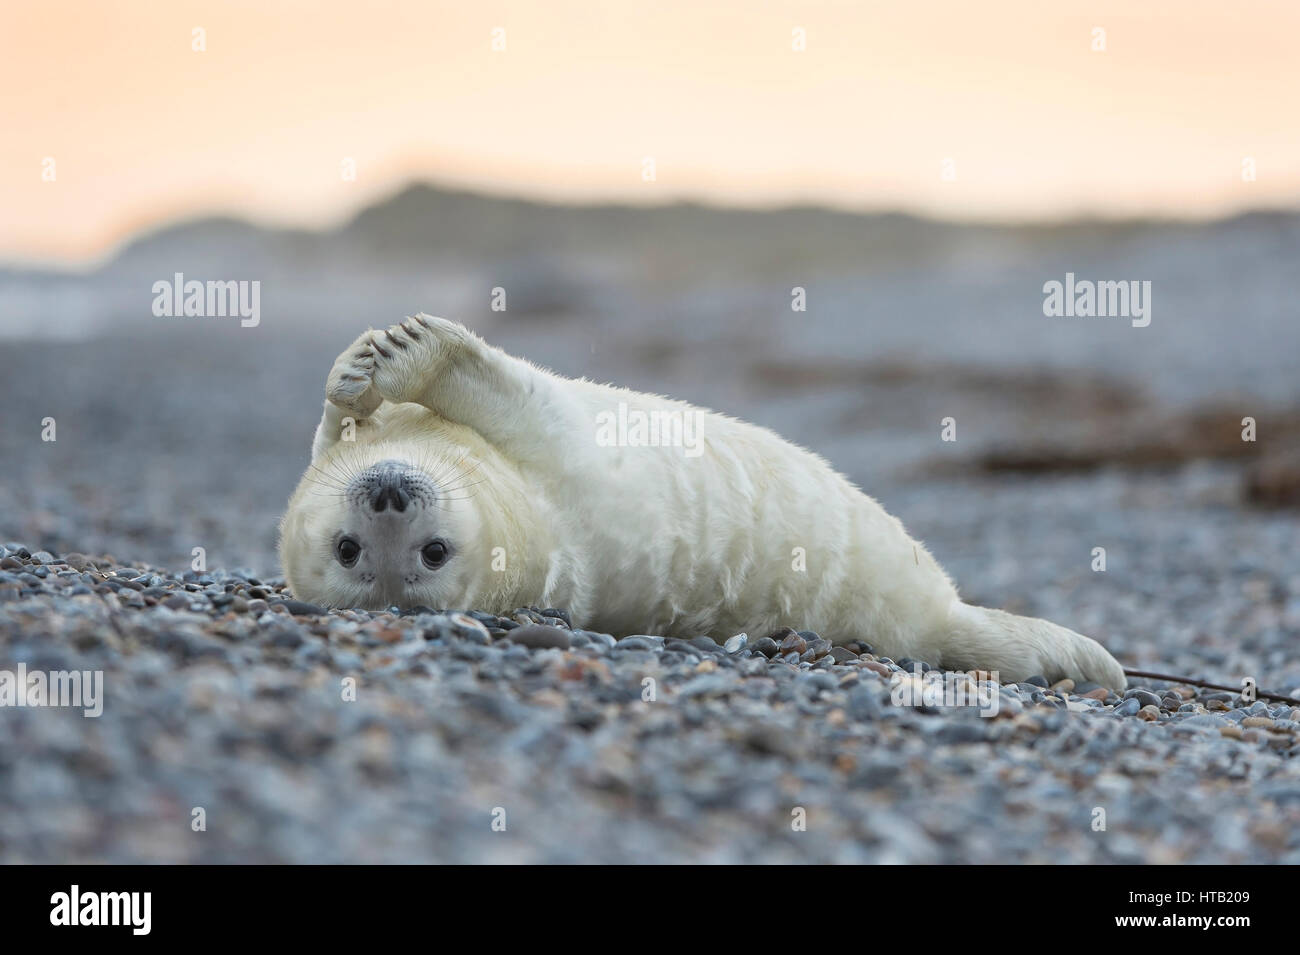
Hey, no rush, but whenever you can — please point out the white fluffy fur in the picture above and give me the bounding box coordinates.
[280,315,1126,688]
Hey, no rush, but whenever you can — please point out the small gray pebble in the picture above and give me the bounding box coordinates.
[508,624,571,651]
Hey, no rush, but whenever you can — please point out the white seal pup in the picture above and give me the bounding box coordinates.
[280,315,1126,688]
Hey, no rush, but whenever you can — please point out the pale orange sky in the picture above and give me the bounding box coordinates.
[3,0,1298,265]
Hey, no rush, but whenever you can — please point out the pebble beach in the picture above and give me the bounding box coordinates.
[3,468,1299,864]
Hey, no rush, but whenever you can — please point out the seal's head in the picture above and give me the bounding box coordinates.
[279,445,485,610]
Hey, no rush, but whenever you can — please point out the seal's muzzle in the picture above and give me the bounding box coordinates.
[353,459,424,513]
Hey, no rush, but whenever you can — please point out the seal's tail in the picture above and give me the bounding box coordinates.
[941,602,1127,690]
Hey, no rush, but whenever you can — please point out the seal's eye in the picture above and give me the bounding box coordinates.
[421,539,449,569]
[336,536,361,567]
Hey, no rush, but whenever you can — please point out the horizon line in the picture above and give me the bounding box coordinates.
[6,175,1299,274]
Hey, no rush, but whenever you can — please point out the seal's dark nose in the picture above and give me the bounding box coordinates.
[369,468,410,513]
[353,458,428,513]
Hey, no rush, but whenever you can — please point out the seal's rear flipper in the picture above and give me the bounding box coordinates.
[939,602,1126,690]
